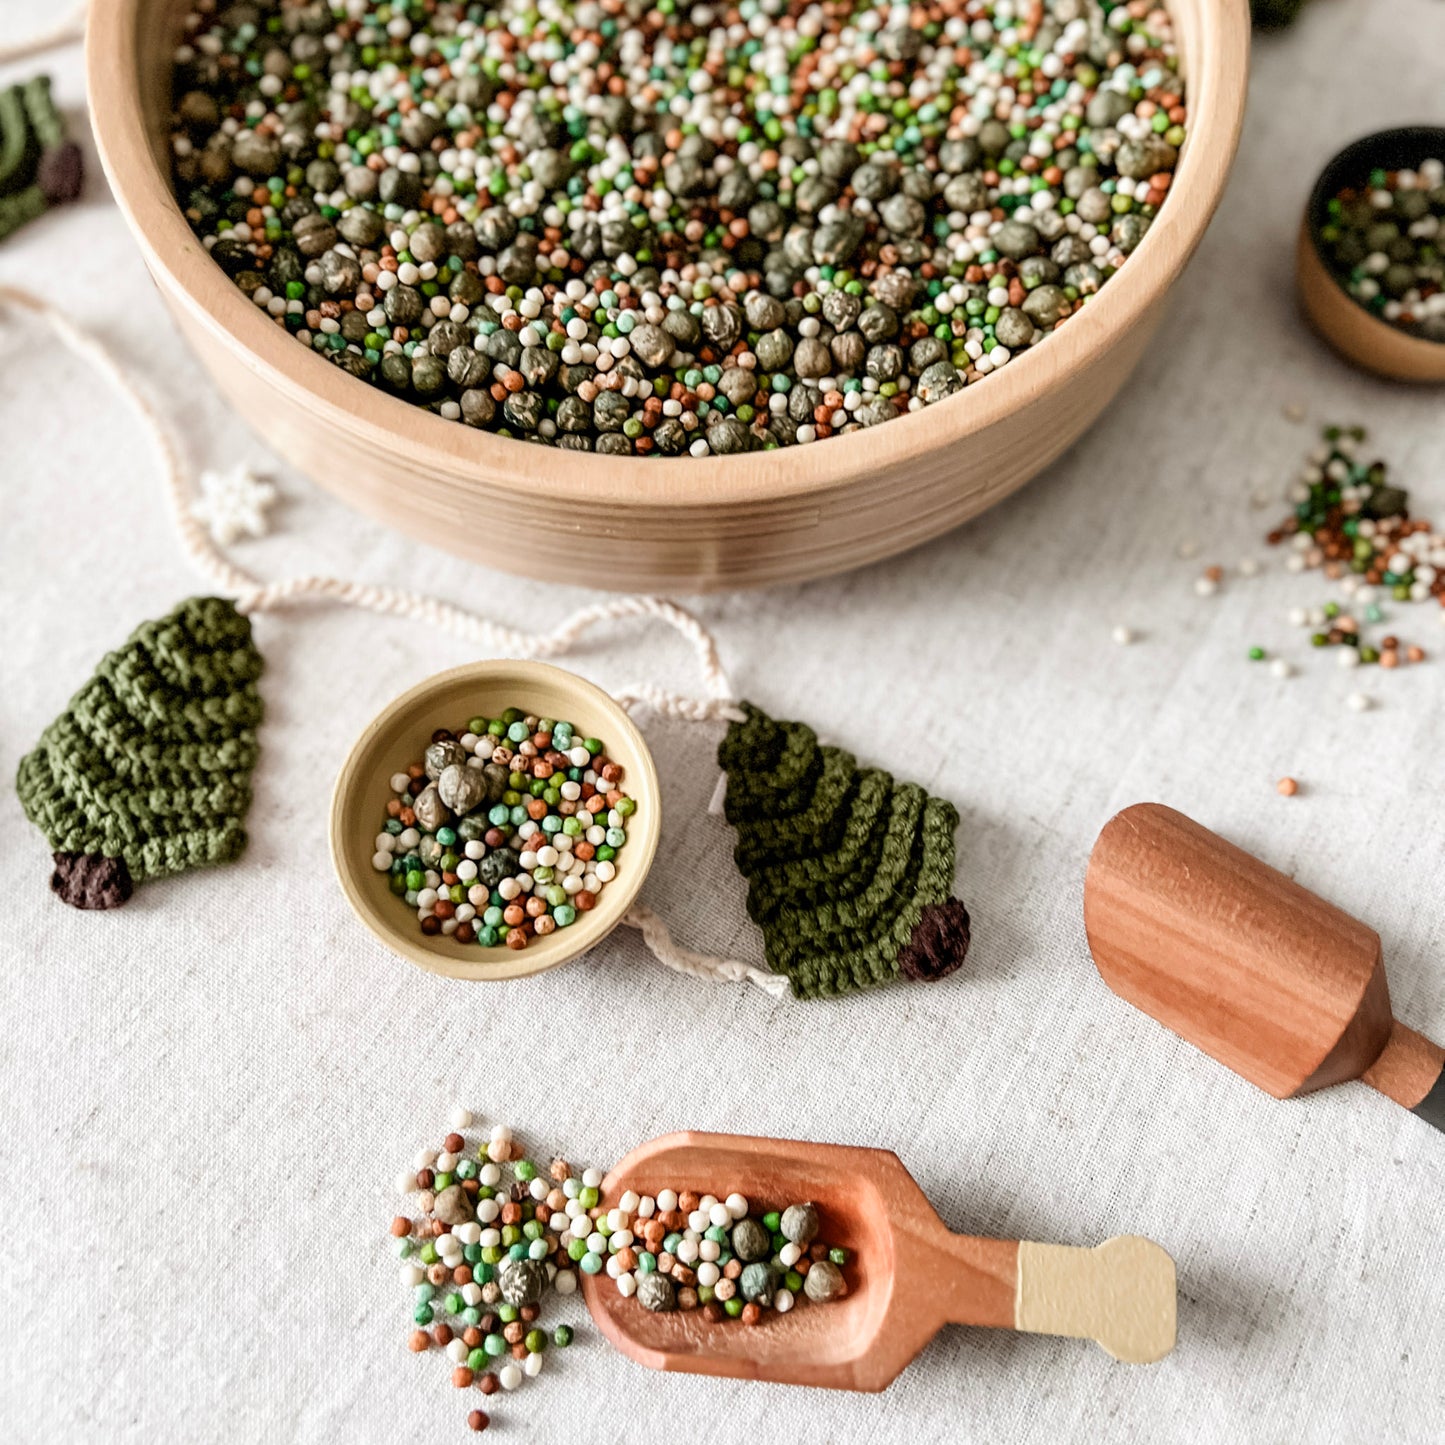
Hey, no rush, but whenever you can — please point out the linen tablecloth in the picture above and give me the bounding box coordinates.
[2,4,1443,1439]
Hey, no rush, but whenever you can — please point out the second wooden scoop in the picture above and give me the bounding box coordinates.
[1085,803,1445,1130]
[581,1131,1176,1391]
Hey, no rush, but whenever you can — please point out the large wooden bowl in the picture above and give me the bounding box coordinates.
[329,660,661,981]
[88,0,1249,592]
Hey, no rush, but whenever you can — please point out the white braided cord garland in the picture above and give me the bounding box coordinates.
[0,283,779,995]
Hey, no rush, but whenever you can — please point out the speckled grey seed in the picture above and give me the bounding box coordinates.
[413,782,448,832]
[942,171,988,213]
[1076,187,1113,225]
[293,211,337,257]
[879,192,926,237]
[408,222,447,263]
[1022,284,1069,328]
[448,346,492,390]
[977,118,1011,155]
[780,1202,820,1246]
[425,739,467,779]
[718,365,758,405]
[460,389,496,427]
[830,330,866,372]
[701,303,742,350]
[498,1257,547,1307]
[338,207,384,246]
[993,219,1042,259]
[731,1218,770,1262]
[803,1259,846,1303]
[857,303,898,343]
[938,137,981,173]
[864,343,903,382]
[503,391,543,431]
[476,848,520,887]
[708,416,752,454]
[231,130,280,177]
[821,290,862,330]
[740,1262,778,1303]
[438,763,487,816]
[908,336,948,372]
[744,291,786,331]
[916,359,964,403]
[628,323,675,369]
[850,162,896,201]
[411,353,447,396]
[379,166,422,208]
[811,216,865,266]
[755,328,794,370]
[1112,212,1150,253]
[384,284,426,326]
[344,165,378,201]
[994,307,1035,349]
[1115,136,1177,181]
[637,1272,676,1312]
[793,337,832,378]
[433,1184,475,1226]
[1085,88,1133,128]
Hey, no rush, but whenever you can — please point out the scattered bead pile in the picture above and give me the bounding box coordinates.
[373,708,634,950]
[1266,425,1438,672]
[601,1187,852,1322]
[169,0,1185,454]
[393,1109,587,1433]
[1319,160,1445,342]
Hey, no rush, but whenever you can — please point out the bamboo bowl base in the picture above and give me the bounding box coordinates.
[88,0,1249,591]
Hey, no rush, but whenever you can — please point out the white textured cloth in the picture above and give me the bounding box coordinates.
[3,5,1445,1441]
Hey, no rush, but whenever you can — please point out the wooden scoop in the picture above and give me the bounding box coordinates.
[580,1131,1176,1391]
[1085,804,1445,1130]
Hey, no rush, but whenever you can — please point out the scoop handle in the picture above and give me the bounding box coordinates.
[1014,1235,1176,1364]
[933,1231,1176,1363]
[1361,1020,1445,1132]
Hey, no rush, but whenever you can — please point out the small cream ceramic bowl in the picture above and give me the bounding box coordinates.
[330,660,661,981]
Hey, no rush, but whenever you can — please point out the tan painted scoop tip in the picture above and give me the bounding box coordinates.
[1017,1235,1177,1365]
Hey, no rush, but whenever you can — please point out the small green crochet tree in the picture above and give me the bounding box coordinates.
[16,597,264,908]
[0,75,84,243]
[717,703,971,998]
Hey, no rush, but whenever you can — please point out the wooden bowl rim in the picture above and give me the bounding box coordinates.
[328,658,662,981]
[1297,125,1445,382]
[86,0,1250,509]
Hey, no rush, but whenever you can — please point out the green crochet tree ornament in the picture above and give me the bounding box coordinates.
[16,597,264,909]
[717,703,971,998]
[0,75,84,244]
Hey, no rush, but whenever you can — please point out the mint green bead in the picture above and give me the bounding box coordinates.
[554,905,577,927]
[580,1251,604,1274]
[462,1306,482,1327]
[415,1283,436,1304]
[637,1251,657,1273]
[484,1333,506,1357]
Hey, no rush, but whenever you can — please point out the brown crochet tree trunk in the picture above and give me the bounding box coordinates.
[49,853,135,910]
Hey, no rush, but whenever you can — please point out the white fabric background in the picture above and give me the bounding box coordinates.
[3,5,1444,1441]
